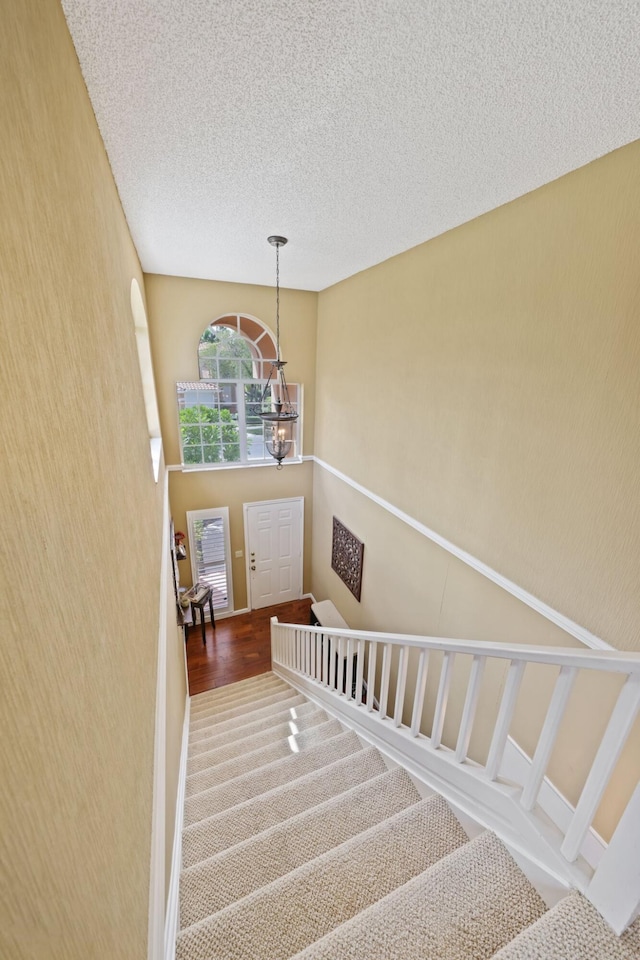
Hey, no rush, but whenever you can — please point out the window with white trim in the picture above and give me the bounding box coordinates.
[186,507,234,614]
[177,315,301,467]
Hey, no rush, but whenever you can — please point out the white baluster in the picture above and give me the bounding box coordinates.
[367,641,378,712]
[379,644,391,719]
[309,629,316,678]
[561,672,640,862]
[431,652,455,748]
[323,633,329,685]
[394,645,409,727]
[355,639,365,706]
[338,636,346,695]
[410,649,429,736]
[329,635,337,690]
[455,655,486,762]
[521,665,578,811]
[346,638,355,700]
[485,659,526,780]
[315,633,322,681]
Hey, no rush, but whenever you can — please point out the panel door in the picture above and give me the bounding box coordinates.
[245,498,303,610]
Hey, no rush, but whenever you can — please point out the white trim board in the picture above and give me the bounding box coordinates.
[500,736,606,870]
[148,470,170,960]
[312,456,610,652]
[164,695,191,960]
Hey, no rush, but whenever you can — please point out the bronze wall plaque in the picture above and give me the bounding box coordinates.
[331,517,364,601]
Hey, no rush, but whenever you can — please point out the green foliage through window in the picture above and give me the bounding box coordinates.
[178,405,240,464]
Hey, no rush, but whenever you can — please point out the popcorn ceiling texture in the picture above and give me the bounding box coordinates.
[60,0,640,290]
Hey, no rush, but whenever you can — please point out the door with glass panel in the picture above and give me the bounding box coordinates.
[186,507,234,615]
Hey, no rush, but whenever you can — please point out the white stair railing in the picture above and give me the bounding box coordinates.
[271,618,640,934]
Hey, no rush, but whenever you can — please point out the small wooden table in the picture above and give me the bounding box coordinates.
[187,586,215,645]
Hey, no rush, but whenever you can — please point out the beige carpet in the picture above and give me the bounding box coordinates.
[491,892,640,959]
[175,672,637,960]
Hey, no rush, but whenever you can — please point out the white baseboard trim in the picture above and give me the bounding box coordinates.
[312,456,610,652]
[164,695,191,960]
[500,736,606,870]
[302,592,317,603]
[148,471,170,960]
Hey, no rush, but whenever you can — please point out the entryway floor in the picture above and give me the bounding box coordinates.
[185,597,312,696]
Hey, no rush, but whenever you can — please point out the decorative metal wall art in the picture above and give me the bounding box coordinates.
[331,517,364,601]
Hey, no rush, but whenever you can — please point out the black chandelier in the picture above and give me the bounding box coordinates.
[258,235,299,468]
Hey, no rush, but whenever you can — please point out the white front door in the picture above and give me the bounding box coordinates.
[244,498,303,610]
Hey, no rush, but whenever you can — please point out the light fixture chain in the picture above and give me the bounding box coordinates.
[275,241,280,362]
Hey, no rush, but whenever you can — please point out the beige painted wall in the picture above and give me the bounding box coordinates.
[312,144,640,839]
[311,465,639,838]
[145,274,318,611]
[315,141,640,654]
[170,464,314,611]
[0,2,166,956]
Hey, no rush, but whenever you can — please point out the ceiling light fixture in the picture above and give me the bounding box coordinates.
[259,235,299,468]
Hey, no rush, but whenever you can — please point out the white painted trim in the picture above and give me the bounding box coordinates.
[311,456,611,651]
[274,664,589,893]
[164,695,191,960]
[302,592,317,602]
[186,506,234,615]
[148,470,170,960]
[500,736,606,870]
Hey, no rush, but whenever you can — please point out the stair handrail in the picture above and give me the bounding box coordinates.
[270,617,640,934]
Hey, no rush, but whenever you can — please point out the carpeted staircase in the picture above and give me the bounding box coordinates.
[176,672,640,960]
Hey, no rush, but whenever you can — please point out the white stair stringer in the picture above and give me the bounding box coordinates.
[275,663,595,893]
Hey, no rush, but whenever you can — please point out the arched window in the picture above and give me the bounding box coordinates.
[176,314,301,467]
[198,315,277,381]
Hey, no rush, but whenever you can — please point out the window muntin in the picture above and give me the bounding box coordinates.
[177,380,300,466]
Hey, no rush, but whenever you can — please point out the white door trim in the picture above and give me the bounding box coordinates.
[243,497,304,610]
[186,506,234,615]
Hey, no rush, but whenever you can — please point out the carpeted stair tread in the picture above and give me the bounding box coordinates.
[181,746,387,867]
[189,687,297,733]
[189,673,283,711]
[187,707,328,774]
[491,891,640,959]
[187,699,321,759]
[184,731,363,825]
[289,831,547,960]
[189,678,289,720]
[179,767,421,927]
[185,718,343,796]
[188,692,306,743]
[176,795,468,960]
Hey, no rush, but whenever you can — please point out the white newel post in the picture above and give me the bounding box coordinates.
[586,780,640,935]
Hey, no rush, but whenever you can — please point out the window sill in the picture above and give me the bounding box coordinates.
[169,457,306,473]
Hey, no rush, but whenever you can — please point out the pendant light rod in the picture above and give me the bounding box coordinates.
[259,235,298,468]
[268,235,287,363]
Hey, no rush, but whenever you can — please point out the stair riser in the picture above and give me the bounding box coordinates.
[188,700,321,759]
[185,719,343,797]
[181,747,386,868]
[186,709,328,776]
[183,732,362,826]
[176,796,469,960]
[190,673,281,711]
[188,694,306,743]
[179,769,421,927]
[189,687,293,730]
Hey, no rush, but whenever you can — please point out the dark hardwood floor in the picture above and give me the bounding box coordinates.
[185,597,312,696]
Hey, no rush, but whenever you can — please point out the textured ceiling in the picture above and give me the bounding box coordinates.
[61,0,640,291]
